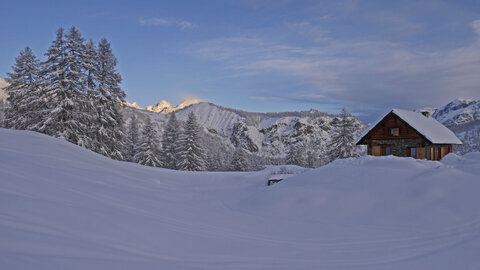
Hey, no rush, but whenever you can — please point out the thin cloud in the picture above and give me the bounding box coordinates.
[471,19,480,38]
[250,96,287,102]
[191,19,480,119]
[138,17,198,30]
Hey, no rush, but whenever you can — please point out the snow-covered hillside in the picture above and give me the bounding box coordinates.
[419,98,480,153]
[125,101,367,164]
[431,98,480,126]
[1,128,480,270]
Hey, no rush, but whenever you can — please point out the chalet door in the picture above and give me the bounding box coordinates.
[372,146,381,156]
[416,148,425,159]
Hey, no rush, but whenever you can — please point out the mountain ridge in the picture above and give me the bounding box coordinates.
[123,101,367,168]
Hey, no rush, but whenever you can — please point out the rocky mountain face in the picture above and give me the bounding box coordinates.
[431,99,480,126]
[124,101,367,167]
[419,98,480,153]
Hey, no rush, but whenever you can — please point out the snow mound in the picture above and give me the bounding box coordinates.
[1,128,480,270]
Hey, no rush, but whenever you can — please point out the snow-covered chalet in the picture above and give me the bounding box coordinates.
[356,109,462,160]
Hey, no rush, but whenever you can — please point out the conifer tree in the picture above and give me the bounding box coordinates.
[286,142,304,166]
[134,118,162,167]
[4,47,44,130]
[4,26,129,161]
[177,112,205,171]
[126,115,140,162]
[161,112,180,169]
[327,108,359,162]
[231,145,250,171]
[40,27,92,146]
[92,38,126,160]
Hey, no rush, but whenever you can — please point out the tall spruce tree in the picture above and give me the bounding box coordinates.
[134,118,162,167]
[92,38,126,160]
[40,27,93,146]
[177,112,205,171]
[126,115,140,162]
[4,47,44,130]
[161,112,180,169]
[327,108,359,162]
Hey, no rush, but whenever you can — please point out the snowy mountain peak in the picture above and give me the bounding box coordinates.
[170,98,203,113]
[122,101,141,109]
[125,98,203,113]
[443,98,475,111]
[146,100,173,112]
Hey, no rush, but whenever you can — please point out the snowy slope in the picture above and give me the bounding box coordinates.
[1,128,480,270]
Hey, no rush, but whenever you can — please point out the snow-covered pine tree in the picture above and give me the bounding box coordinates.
[161,112,181,169]
[206,152,223,171]
[40,27,93,146]
[3,47,44,130]
[230,145,250,171]
[286,141,304,166]
[91,38,126,160]
[134,117,162,167]
[327,108,359,162]
[84,40,97,92]
[126,115,140,162]
[177,112,206,171]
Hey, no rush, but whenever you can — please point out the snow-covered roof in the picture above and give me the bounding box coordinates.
[356,109,462,145]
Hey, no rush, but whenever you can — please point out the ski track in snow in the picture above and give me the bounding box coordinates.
[1,128,480,269]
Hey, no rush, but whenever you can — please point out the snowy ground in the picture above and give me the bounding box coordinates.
[1,128,480,270]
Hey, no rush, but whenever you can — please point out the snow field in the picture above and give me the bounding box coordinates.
[1,128,480,269]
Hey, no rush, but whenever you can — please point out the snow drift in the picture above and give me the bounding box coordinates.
[1,128,480,270]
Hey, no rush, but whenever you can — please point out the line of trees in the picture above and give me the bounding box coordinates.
[4,27,126,160]
[285,108,362,167]
[127,112,208,171]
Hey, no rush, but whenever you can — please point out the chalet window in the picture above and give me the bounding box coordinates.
[390,128,399,136]
[385,146,391,155]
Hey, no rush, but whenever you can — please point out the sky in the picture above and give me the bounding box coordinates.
[1,0,480,122]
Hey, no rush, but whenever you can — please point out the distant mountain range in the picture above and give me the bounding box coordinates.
[123,99,203,114]
[126,97,480,159]
[123,100,367,167]
[1,77,478,158]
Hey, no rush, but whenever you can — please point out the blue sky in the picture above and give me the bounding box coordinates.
[1,0,480,122]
